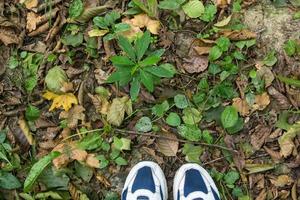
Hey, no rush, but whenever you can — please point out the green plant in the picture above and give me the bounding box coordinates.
[126,0,158,18]
[107,31,176,100]
[284,39,300,57]
[92,11,131,41]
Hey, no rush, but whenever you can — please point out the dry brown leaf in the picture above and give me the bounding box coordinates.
[70,148,87,161]
[86,154,100,168]
[220,29,257,41]
[257,66,274,88]
[264,146,282,162]
[121,18,143,40]
[157,131,178,156]
[142,147,164,165]
[216,0,231,7]
[270,175,293,187]
[182,56,209,74]
[253,92,270,111]
[26,12,41,32]
[193,46,211,55]
[88,93,110,115]
[256,189,267,200]
[59,105,85,129]
[96,173,111,188]
[94,68,109,85]
[267,87,290,110]
[18,118,35,145]
[232,98,250,116]
[24,0,38,9]
[250,125,271,151]
[0,28,20,45]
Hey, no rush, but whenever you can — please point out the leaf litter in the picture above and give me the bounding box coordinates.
[1,0,300,199]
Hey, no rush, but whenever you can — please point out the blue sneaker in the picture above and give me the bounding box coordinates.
[173,164,220,200]
[121,161,168,200]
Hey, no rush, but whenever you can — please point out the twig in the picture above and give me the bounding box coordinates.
[114,129,237,153]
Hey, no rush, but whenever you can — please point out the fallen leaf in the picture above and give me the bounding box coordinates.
[220,29,257,41]
[24,0,38,9]
[256,189,267,200]
[157,131,178,156]
[94,68,109,85]
[257,66,274,88]
[121,18,143,40]
[52,144,72,168]
[88,29,109,37]
[182,56,209,73]
[0,28,20,45]
[88,93,110,115]
[267,86,290,110]
[59,105,85,129]
[68,183,89,200]
[264,146,282,162]
[70,148,87,161]
[270,175,293,187]
[216,0,231,7]
[18,118,35,145]
[26,12,41,32]
[107,96,132,126]
[86,154,100,168]
[193,46,211,55]
[96,173,111,188]
[142,147,164,164]
[214,15,232,27]
[232,97,250,116]
[278,121,300,158]
[250,125,271,150]
[245,163,276,174]
[43,91,78,111]
[253,92,270,111]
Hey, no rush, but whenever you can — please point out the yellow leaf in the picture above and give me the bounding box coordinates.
[146,19,160,35]
[270,175,293,187]
[131,14,150,28]
[43,91,78,111]
[214,15,232,27]
[18,118,35,145]
[88,29,109,37]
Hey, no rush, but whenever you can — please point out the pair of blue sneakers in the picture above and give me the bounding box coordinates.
[122,161,220,200]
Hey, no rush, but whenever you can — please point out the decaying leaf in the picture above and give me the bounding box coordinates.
[43,91,78,111]
[68,183,90,200]
[214,15,232,27]
[24,0,38,9]
[232,98,250,116]
[18,118,35,145]
[157,131,178,157]
[96,173,111,188]
[0,28,20,45]
[278,121,300,158]
[270,175,293,187]
[253,92,270,111]
[59,105,85,129]
[216,0,231,7]
[245,163,276,174]
[268,86,290,110]
[88,29,109,37]
[220,29,257,41]
[85,154,100,168]
[107,96,132,126]
[264,146,282,162]
[257,66,274,88]
[193,46,211,55]
[250,125,271,150]
[26,12,41,32]
[182,56,209,74]
[121,14,160,39]
[94,68,109,85]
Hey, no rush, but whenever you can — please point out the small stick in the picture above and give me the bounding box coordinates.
[114,129,237,153]
[28,22,49,37]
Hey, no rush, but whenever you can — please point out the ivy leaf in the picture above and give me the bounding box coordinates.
[182,0,205,18]
[68,0,84,18]
[174,94,189,109]
[135,117,152,132]
[24,151,61,192]
[221,106,238,129]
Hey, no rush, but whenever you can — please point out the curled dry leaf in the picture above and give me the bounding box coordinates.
[96,173,111,188]
[94,68,109,85]
[232,98,250,116]
[18,118,35,145]
[43,91,78,111]
[214,15,232,27]
[26,12,41,32]
[253,92,270,111]
[267,86,290,110]
[157,131,178,157]
[220,29,257,41]
[270,175,293,187]
[250,125,271,151]
[182,56,209,74]
[88,93,110,115]
[59,105,85,129]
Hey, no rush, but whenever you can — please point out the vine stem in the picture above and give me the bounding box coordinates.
[114,129,237,153]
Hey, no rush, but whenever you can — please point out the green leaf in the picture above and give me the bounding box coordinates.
[62,33,83,47]
[224,170,240,185]
[140,70,154,92]
[106,69,131,85]
[114,23,131,33]
[8,56,19,69]
[69,0,84,18]
[35,191,63,199]
[216,37,231,52]
[221,106,238,129]
[24,76,37,93]
[158,0,184,9]
[277,75,300,87]
[77,133,103,150]
[145,65,175,78]
[93,16,109,29]
[209,46,222,61]
[110,55,135,68]
[135,31,151,61]
[24,151,61,192]
[38,167,69,190]
[139,55,161,67]
[263,50,277,67]
[284,39,297,56]
[294,11,300,19]
[25,105,40,121]
[166,112,181,127]
[174,94,189,109]
[182,0,205,18]
[104,11,120,26]
[152,100,170,117]
[0,171,21,189]
[182,143,203,163]
[130,77,141,101]
[200,4,217,22]
[182,107,202,125]
[114,156,128,165]
[113,137,131,151]
[118,35,136,61]
[202,130,213,144]
[45,66,68,93]
[227,117,244,134]
[97,155,109,169]
[178,124,202,142]
[135,117,152,132]
[75,161,93,182]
